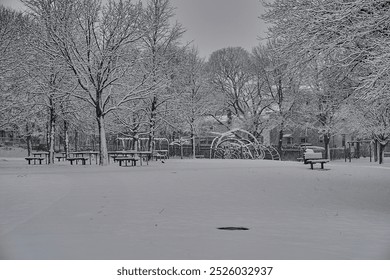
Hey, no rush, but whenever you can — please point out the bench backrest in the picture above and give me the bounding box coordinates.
[304,152,323,159]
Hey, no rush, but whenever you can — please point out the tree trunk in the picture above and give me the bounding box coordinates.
[74,130,79,152]
[324,133,331,160]
[356,141,360,158]
[148,95,157,153]
[278,128,283,152]
[227,108,232,127]
[374,139,378,162]
[97,114,108,166]
[277,124,283,160]
[378,142,387,164]
[26,123,32,156]
[48,103,56,164]
[191,123,196,159]
[49,116,55,164]
[133,134,139,151]
[179,133,183,159]
[64,120,69,158]
[46,122,50,151]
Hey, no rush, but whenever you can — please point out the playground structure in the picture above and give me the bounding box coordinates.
[115,129,281,161]
[209,129,281,160]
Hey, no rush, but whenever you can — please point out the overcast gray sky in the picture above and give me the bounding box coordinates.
[0,0,268,59]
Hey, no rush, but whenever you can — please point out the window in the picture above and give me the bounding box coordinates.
[300,137,307,143]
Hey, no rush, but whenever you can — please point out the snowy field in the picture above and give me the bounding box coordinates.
[0,157,390,260]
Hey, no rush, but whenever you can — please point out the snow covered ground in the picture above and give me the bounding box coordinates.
[0,157,389,260]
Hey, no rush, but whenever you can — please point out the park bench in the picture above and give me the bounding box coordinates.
[306,159,329,170]
[115,156,139,167]
[303,149,323,164]
[302,148,329,169]
[195,154,205,159]
[67,157,88,165]
[25,157,45,165]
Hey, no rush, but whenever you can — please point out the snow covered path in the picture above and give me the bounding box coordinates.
[1,158,389,259]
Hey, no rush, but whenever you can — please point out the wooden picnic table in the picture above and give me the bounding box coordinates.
[32,152,49,164]
[108,150,152,166]
[108,151,130,163]
[68,151,100,165]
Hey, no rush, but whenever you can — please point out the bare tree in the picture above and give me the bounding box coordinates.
[141,0,185,153]
[261,0,390,157]
[23,0,147,165]
[344,96,390,164]
[252,42,301,152]
[0,7,32,129]
[172,47,218,158]
[208,47,253,128]
[261,0,390,102]
[297,58,355,159]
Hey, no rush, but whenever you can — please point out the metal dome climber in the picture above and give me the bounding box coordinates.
[209,128,280,160]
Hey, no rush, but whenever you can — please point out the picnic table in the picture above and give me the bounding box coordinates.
[25,156,45,165]
[108,151,130,163]
[32,151,49,164]
[115,156,139,167]
[67,151,100,165]
[109,150,152,166]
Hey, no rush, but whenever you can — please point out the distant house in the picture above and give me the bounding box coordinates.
[265,126,356,149]
[0,129,16,146]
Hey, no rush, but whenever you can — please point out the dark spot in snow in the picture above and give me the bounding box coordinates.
[217,227,249,231]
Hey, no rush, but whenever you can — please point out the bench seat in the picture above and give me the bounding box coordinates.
[115,156,139,166]
[55,155,67,161]
[67,157,88,165]
[303,152,323,164]
[307,159,329,170]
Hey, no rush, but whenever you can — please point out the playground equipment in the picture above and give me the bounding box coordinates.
[209,128,280,160]
[169,137,191,159]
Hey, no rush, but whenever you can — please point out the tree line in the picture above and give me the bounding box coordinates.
[1,0,389,164]
[261,0,390,163]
